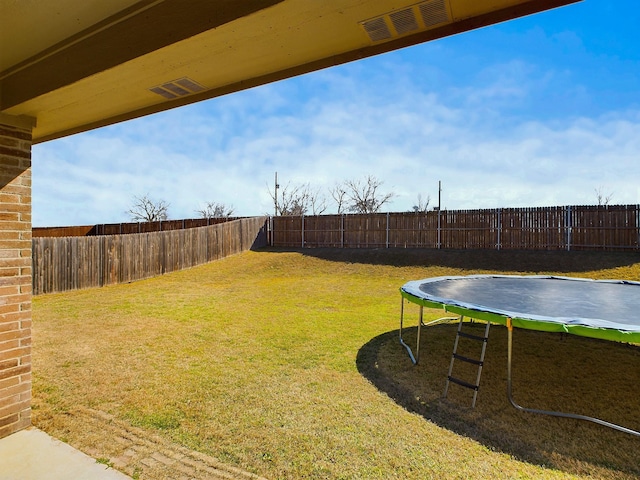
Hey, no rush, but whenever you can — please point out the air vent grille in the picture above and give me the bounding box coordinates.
[362,17,392,42]
[361,0,450,43]
[149,77,206,99]
[420,0,449,27]
[390,8,419,35]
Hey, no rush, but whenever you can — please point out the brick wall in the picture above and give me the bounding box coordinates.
[0,121,33,438]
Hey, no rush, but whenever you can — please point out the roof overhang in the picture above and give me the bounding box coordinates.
[0,0,581,143]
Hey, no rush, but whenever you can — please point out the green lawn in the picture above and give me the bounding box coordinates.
[32,248,640,479]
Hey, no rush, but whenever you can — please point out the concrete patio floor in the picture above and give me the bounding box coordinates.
[0,428,131,480]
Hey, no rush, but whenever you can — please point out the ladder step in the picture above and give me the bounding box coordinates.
[452,353,483,366]
[457,330,488,342]
[447,376,479,391]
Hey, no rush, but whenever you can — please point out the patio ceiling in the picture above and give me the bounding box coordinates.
[0,0,580,143]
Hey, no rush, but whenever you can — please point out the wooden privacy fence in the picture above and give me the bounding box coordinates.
[270,205,640,251]
[32,217,240,238]
[33,217,268,295]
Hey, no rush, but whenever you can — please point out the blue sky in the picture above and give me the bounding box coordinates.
[32,0,640,227]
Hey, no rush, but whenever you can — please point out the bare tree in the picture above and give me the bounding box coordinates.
[268,175,393,216]
[412,194,431,213]
[128,194,169,222]
[595,186,613,206]
[308,186,328,215]
[330,182,349,214]
[343,175,395,213]
[268,181,327,216]
[197,202,235,219]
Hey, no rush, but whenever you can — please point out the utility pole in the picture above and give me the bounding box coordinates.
[274,172,280,216]
[438,180,442,211]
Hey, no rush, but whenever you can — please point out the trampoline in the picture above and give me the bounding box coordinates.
[399,275,640,436]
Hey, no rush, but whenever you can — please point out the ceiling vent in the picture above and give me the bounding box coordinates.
[420,0,450,27]
[149,77,206,100]
[362,17,392,42]
[390,8,419,35]
[361,0,450,43]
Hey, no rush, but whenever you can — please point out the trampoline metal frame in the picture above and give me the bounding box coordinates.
[505,318,640,437]
[399,295,640,437]
[399,296,458,365]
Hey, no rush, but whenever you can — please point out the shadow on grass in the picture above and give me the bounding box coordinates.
[356,324,640,479]
[263,247,640,274]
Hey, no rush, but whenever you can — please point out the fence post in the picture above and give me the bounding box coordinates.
[204,223,208,261]
[341,214,344,248]
[301,215,305,248]
[497,208,501,250]
[386,212,390,248]
[437,209,441,249]
[566,206,572,251]
[637,205,640,251]
[99,235,104,288]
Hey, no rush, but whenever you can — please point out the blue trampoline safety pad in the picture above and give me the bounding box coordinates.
[401,275,640,343]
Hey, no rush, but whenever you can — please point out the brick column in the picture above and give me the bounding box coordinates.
[0,114,35,438]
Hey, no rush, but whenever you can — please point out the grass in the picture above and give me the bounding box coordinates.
[32,248,640,479]
[96,457,114,468]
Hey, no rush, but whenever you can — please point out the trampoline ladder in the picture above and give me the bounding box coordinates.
[443,317,491,408]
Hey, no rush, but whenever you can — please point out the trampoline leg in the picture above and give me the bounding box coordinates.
[416,306,423,364]
[399,296,418,365]
[399,297,458,366]
[506,318,640,437]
